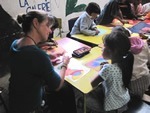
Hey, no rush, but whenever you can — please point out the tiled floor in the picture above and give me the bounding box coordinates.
[0,72,150,113]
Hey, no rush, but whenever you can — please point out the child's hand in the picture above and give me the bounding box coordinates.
[95,30,100,35]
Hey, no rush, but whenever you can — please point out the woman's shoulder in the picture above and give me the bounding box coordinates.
[25,46,49,61]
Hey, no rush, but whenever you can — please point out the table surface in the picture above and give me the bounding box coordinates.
[56,37,91,55]
[51,38,103,94]
[70,21,146,45]
[52,21,143,94]
[64,47,102,94]
[71,25,112,45]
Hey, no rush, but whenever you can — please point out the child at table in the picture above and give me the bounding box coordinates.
[70,2,100,36]
[87,31,134,112]
[112,26,150,98]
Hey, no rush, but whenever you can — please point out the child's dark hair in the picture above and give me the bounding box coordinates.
[86,2,101,15]
[51,16,59,30]
[112,26,131,37]
[103,31,134,88]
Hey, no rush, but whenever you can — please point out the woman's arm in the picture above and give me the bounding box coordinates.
[55,55,70,91]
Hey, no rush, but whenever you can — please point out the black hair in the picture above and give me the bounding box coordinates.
[112,26,131,37]
[17,10,54,34]
[103,31,134,88]
[51,16,59,30]
[86,2,101,15]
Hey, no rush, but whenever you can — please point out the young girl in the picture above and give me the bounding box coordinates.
[70,2,100,36]
[87,31,134,113]
[112,26,150,98]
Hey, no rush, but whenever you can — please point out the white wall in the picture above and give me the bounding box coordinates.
[0,0,109,36]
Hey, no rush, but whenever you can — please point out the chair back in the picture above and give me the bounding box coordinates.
[67,17,78,37]
[68,17,78,31]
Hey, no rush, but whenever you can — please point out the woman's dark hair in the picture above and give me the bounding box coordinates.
[86,2,101,14]
[103,31,134,88]
[112,26,131,37]
[17,10,54,34]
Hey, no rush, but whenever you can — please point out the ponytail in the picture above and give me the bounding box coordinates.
[118,51,134,88]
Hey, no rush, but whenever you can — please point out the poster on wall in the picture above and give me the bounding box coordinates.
[19,0,51,13]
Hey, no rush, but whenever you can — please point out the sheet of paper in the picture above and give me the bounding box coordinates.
[85,56,107,71]
[98,29,107,36]
[55,58,90,82]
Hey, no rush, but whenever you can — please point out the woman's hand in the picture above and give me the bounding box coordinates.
[62,55,70,66]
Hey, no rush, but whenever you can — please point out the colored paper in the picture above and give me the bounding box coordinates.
[129,22,150,33]
[98,29,107,36]
[85,56,107,71]
[55,58,90,82]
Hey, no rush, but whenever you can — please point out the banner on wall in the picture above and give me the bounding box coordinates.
[19,0,51,13]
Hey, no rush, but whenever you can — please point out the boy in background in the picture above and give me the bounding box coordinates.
[70,2,100,36]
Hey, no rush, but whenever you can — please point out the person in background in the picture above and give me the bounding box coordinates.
[119,0,137,19]
[48,16,59,40]
[131,1,150,16]
[112,26,150,98]
[70,2,100,36]
[9,10,77,113]
[140,2,150,15]
[130,0,143,16]
[88,31,134,112]
[96,0,128,25]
